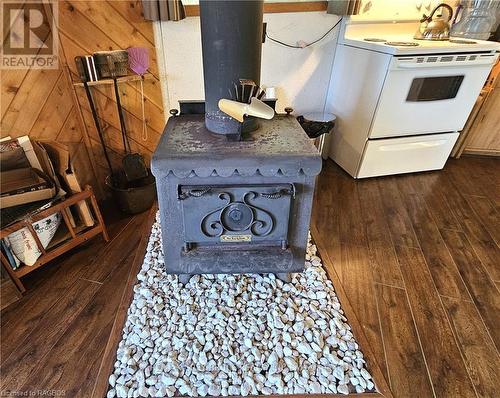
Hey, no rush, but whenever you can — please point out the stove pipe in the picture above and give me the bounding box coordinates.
[200,0,264,135]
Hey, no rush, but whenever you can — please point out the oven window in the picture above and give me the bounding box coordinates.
[407,76,464,102]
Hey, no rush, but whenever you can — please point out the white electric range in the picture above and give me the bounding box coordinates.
[326,17,500,178]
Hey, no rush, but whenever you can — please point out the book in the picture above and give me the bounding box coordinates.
[0,139,31,171]
[1,168,50,197]
[0,197,58,229]
[0,168,56,209]
[1,239,21,270]
[0,136,42,171]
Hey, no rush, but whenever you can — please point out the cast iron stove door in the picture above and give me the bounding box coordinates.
[179,184,294,251]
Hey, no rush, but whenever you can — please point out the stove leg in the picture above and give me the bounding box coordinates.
[178,274,192,285]
[276,272,292,283]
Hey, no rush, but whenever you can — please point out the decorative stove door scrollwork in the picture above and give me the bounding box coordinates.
[178,184,294,251]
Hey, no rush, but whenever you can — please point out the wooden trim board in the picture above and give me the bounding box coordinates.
[185,1,328,17]
[72,74,154,88]
[462,148,500,157]
[263,1,328,13]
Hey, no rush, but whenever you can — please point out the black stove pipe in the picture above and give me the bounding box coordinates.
[199,0,264,135]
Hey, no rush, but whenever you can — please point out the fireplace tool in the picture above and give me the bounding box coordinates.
[74,56,114,182]
[127,47,150,142]
[107,56,148,183]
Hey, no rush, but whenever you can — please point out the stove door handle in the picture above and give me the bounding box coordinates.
[179,187,212,200]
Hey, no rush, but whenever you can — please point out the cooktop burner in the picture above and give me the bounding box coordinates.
[449,39,477,44]
[385,41,420,47]
[364,38,387,42]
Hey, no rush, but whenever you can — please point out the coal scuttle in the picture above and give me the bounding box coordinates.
[151,0,321,284]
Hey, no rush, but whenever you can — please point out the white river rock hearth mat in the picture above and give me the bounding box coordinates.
[107,214,375,398]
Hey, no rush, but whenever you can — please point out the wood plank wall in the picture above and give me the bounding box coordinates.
[1,1,164,198]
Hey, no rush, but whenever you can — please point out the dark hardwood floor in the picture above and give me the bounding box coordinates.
[0,156,498,398]
[312,156,500,398]
[0,204,152,397]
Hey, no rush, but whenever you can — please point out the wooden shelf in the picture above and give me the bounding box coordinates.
[45,221,90,251]
[14,227,103,278]
[0,187,109,292]
[73,73,153,87]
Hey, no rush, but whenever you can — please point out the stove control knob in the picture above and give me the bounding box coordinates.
[169,109,179,117]
[284,107,293,116]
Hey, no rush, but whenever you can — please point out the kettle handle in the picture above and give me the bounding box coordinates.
[452,4,463,25]
[430,3,454,22]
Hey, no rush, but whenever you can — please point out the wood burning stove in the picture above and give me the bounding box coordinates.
[152,114,321,284]
[151,0,321,284]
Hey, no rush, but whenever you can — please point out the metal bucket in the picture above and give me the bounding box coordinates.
[106,170,156,214]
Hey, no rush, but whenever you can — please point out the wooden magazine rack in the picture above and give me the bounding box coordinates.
[0,186,109,294]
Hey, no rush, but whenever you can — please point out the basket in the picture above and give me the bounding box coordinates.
[106,170,156,214]
[93,50,129,78]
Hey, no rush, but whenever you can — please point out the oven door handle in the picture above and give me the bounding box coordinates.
[396,58,495,69]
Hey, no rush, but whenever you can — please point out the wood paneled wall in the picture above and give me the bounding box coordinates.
[1,1,164,198]
[463,66,500,156]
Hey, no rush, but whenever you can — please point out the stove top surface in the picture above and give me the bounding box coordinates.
[152,114,322,179]
[341,17,500,55]
[157,114,315,155]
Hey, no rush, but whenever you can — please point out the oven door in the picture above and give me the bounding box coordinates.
[369,53,497,138]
